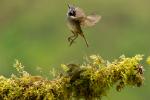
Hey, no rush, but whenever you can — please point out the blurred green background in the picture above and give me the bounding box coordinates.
[0,0,149,99]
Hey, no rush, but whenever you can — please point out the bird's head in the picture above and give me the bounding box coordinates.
[67,4,76,17]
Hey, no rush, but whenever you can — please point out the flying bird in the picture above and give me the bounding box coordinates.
[66,4,101,47]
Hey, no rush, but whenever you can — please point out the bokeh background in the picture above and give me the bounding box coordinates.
[0,0,149,99]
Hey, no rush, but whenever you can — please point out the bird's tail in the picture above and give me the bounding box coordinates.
[79,32,89,47]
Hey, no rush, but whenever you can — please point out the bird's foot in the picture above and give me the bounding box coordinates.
[68,37,73,42]
[69,39,75,46]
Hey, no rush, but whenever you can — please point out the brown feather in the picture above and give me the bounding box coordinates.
[81,15,101,27]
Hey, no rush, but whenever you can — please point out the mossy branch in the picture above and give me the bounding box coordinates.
[0,55,145,100]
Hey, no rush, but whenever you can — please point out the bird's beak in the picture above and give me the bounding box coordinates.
[67,4,70,9]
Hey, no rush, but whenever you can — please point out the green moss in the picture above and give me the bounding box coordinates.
[0,55,145,100]
[147,56,150,65]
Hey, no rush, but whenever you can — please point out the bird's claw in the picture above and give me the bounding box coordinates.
[68,37,72,42]
[68,34,78,46]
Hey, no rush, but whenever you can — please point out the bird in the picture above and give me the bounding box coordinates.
[66,4,101,47]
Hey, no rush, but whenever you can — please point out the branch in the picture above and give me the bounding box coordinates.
[0,55,145,100]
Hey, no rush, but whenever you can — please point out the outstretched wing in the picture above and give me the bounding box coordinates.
[81,14,101,27]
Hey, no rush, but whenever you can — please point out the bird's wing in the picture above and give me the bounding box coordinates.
[75,7,86,18]
[81,14,101,27]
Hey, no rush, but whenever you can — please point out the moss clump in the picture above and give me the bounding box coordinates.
[146,56,150,65]
[0,55,145,100]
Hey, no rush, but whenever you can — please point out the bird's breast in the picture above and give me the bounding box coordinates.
[67,18,81,33]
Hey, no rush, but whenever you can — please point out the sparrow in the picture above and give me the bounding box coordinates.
[66,4,101,47]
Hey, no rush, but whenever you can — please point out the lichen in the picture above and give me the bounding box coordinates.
[0,55,145,100]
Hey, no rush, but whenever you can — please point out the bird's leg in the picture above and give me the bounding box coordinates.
[79,32,89,47]
[68,36,74,42]
[69,31,78,46]
[68,31,76,42]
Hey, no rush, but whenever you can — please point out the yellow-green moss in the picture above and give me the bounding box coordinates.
[0,55,145,100]
[147,56,150,65]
